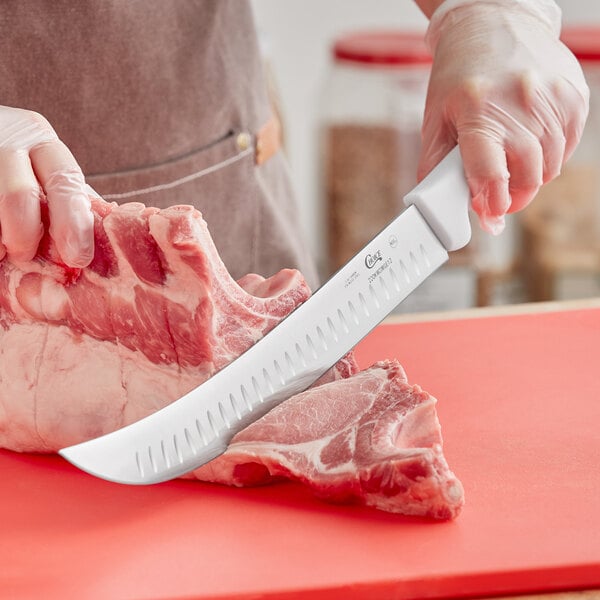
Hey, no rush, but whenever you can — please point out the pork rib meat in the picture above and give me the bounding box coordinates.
[195,359,463,520]
[0,197,463,519]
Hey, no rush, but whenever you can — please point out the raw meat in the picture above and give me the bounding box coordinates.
[0,198,355,452]
[0,196,463,519]
[194,360,464,520]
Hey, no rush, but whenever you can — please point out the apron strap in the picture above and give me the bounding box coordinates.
[255,115,282,166]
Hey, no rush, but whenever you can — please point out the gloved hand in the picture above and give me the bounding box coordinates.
[0,106,94,265]
[417,0,590,234]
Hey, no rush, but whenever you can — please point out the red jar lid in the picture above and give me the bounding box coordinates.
[560,26,600,62]
[333,31,431,66]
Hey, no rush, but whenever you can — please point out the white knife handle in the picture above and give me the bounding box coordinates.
[403,146,471,252]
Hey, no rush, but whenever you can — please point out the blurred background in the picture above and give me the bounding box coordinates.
[251,0,600,311]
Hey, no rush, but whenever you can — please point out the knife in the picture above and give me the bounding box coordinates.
[60,146,471,484]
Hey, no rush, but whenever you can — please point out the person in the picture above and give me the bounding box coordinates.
[0,1,319,286]
[0,0,588,290]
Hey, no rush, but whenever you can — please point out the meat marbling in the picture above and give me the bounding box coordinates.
[196,359,464,519]
[0,197,464,519]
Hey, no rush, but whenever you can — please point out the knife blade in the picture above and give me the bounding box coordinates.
[59,146,471,484]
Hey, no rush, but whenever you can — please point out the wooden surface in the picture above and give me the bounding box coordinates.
[385,297,600,324]
[2,300,600,599]
[505,593,600,599]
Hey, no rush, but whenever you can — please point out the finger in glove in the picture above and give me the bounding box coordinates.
[0,148,44,262]
[30,140,94,268]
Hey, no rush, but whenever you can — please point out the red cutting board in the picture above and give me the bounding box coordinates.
[1,306,600,600]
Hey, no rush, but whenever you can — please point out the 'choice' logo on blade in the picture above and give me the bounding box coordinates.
[365,250,383,269]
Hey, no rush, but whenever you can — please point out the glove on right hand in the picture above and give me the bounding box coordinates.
[418,0,590,234]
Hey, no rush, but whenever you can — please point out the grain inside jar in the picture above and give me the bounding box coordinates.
[324,123,419,272]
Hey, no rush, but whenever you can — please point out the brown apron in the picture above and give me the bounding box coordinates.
[0,0,318,288]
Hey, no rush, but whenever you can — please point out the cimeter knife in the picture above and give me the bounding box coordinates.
[60,146,471,484]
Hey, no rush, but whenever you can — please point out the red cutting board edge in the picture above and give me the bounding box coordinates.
[1,306,600,600]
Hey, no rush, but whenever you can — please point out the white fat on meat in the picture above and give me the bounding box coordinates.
[195,360,464,520]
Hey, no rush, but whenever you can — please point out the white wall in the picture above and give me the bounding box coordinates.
[251,0,600,268]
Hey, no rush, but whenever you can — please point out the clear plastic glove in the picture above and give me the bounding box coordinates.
[0,106,94,266]
[418,0,590,234]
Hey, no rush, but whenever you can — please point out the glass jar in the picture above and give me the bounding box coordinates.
[519,27,600,302]
[319,30,478,312]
